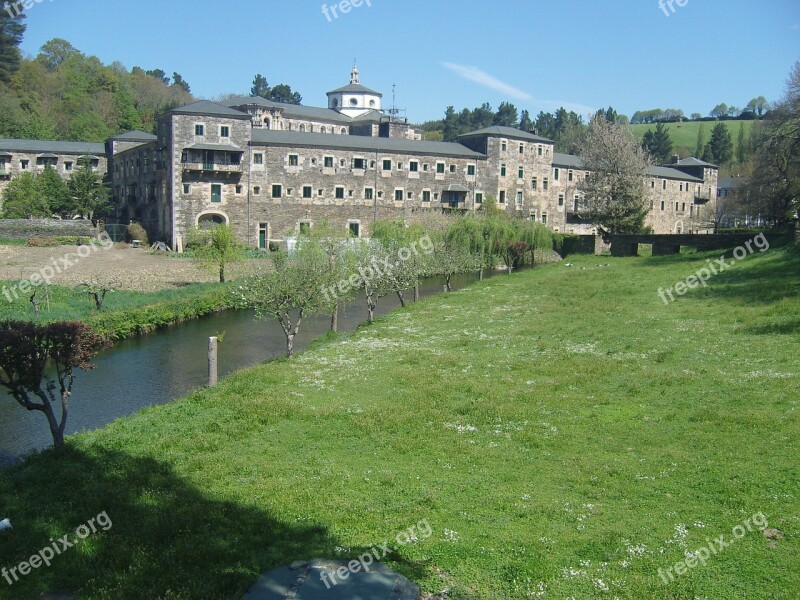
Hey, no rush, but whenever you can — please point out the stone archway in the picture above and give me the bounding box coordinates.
[197,211,228,230]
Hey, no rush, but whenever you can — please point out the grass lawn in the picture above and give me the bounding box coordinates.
[630,120,755,158]
[0,244,798,599]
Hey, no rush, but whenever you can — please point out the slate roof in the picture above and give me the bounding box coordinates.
[327,83,383,96]
[458,126,554,144]
[552,153,586,168]
[718,176,744,190]
[250,130,485,159]
[109,130,157,141]
[168,101,250,119]
[553,153,703,182]
[0,138,106,154]
[221,96,354,124]
[186,143,243,152]
[672,157,718,169]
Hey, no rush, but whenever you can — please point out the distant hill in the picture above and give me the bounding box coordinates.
[630,120,756,160]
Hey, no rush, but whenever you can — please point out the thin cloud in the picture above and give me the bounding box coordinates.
[791,23,800,30]
[441,62,532,101]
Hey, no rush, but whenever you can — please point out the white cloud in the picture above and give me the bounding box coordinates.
[441,61,595,117]
[441,62,532,101]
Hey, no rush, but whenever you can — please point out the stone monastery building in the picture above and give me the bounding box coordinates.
[0,67,718,248]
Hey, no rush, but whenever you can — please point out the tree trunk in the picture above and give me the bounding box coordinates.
[445,274,452,292]
[219,265,225,283]
[396,290,405,307]
[479,268,484,281]
[367,296,375,323]
[331,302,338,333]
[286,334,295,358]
[414,283,419,302]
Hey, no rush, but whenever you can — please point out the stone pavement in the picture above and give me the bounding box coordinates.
[241,559,419,600]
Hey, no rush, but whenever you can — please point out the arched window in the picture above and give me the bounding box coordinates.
[320,126,326,134]
[264,118,270,129]
[341,128,347,134]
[299,124,305,132]
[197,212,228,229]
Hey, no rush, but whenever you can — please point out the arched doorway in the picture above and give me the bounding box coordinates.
[197,211,228,229]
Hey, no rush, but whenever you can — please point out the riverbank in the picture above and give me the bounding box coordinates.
[0,248,798,598]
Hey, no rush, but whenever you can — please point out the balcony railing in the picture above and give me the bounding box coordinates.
[182,162,242,173]
[695,190,712,202]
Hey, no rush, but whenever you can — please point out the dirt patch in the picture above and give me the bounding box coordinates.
[0,245,261,291]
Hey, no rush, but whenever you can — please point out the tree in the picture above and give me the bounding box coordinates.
[1,172,43,217]
[0,321,102,449]
[0,9,25,83]
[747,96,769,118]
[727,106,741,117]
[65,162,110,218]
[145,68,170,85]
[190,224,245,283]
[37,165,69,215]
[493,102,518,128]
[308,220,360,332]
[519,109,534,132]
[171,72,190,93]
[742,61,800,224]
[36,38,79,71]
[642,122,673,163]
[269,83,302,105]
[235,244,330,358]
[695,124,706,158]
[251,73,269,98]
[690,113,702,121]
[370,220,428,306]
[705,122,734,165]
[577,116,651,237]
[710,103,728,118]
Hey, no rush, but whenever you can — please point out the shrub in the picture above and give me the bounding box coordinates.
[27,236,59,247]
[127,222,149,245]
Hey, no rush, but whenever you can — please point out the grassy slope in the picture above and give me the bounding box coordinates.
[0,247,798,599]
[630,120,754,157]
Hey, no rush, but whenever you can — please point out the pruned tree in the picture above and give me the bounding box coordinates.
[577,116,651,237]
[0,321,102,449]
[79,277,119,310]
[235,243,330,358]
[190,224,246,283]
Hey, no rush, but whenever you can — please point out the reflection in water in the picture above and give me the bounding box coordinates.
[0,271,498,464]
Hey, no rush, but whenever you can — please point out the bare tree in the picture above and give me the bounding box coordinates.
[577,116,652,237]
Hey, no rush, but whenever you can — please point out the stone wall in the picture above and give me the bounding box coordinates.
[0,218,98,239]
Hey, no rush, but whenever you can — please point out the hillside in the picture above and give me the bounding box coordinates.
[631,119,756,160]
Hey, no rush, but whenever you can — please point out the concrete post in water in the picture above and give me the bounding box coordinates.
[208,336,218,387]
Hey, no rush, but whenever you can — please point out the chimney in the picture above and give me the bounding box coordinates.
[671,155,680,164]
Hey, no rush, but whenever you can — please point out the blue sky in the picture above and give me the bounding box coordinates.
[16,0,800,124]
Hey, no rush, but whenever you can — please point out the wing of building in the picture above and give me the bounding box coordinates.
[0,68,718,246]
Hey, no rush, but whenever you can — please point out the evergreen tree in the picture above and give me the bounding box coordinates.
[442,106,457,141]
[519,110,534,132]
[37,166,69,216]
[2,172,49,218]
[695,124,706,157]
[268,83,302,105]
[642,122,673,163]
[66,162,110,219]
[736,122,747,164]
[0,9,25,83]
[707,122,734,165]
[251,73,270,98]
[493,102,518,128]
[171,72,190,93]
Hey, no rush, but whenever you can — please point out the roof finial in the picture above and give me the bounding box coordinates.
[350,61,360,84]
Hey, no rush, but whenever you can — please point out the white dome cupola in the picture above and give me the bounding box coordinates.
[327,65,382,117]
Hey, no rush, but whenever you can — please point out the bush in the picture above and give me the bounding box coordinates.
[268,241,280,252]
[27,236,59,247]
[127,222,149,245]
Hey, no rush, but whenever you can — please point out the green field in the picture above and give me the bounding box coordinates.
[630,120,755,160]
[0,244,798,599]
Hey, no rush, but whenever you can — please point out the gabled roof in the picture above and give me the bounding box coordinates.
[458,126,554,144]
[718,176,745,189]
[250,130,485,159]
[327,83,382,96]
[110,130,157,141]
[167,100,250,119]
[0,138,106,155]
[185,142,243,152]
[672,157,718,169]
[553,153,585,168]
[554,152,703,182]
[221,95,279,108]
[222,96,354,124]
[350,110,388,123]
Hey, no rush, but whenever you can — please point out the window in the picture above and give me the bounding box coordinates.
[660,200,665,210]
[64,162,73,172]
[20,160,28,170]
[258,223,269,249]
[299,125,305,132]
[467,164,475,176]
[353,157,366,170]
[537,145,542,156]
[341,159,347,167]
[568,170,573,182]
[500,163,507,177]
[449,164,456,173]
[211,184,222,203]
[499,190,506,204]
[235,185,242,194]
[320,127,326,134]
[289,154,299,166]
[410,161,419,172]
[299,222,311,234]
[543,178,549,191]
[423,163,429,171]
[183,184,191,194]
[475,192,483,204]
[553,168,560,181]
[501,141,507,152]
[515,191,523,207]
[220,126,230,138]
[341,128,347,134]
[253,153,263,165]
[253,186,261,195]
[324,156,334,168]
[531,177,537,190]
[558,193,564,207]
[364,187,374,200]
[436,162,445,174]
[272,184,282,198]
[395,189,404,201]
[518,166,524,179]
[679,183,683,192]
[348,222,360,237]
[651,179,655,188]
[195,124,204,136]
[541,212,548,225]
[382,159,392,171]
[422,190,431,203]
[662,180,667,190]
[397,162,403,170]
[519,144,524,154]
[681,202,686,212]
[335,186,345,199]
[303,185,312,198]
